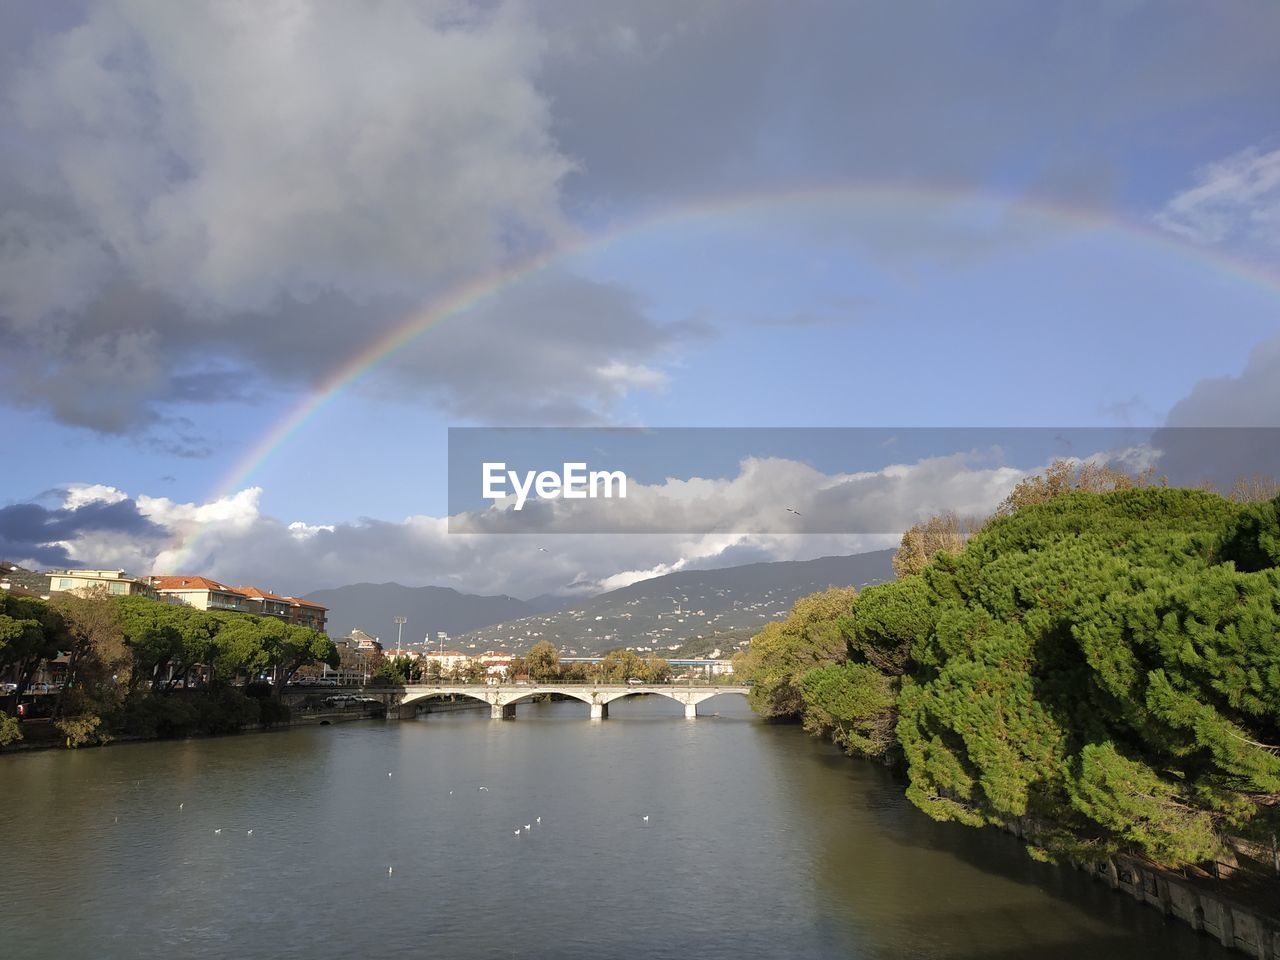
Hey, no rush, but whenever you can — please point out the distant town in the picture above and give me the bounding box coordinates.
[0,561,736,689]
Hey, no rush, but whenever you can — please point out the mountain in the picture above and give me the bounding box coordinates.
[453,549,896,658]
[303,582,539,643]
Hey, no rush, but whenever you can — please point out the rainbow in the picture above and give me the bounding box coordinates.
[158,180,1280,571]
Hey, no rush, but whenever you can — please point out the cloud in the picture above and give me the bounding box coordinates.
[0,2,709,433]
[0,486,168,568]
[5,451,1037,598]
[535,1,1280,212]
[1155,145,1280,250]
[1152,335,1280,487]
[5,1,570,317]
[451,452,1025,536]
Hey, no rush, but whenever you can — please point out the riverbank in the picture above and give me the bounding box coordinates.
[0,703,382,754]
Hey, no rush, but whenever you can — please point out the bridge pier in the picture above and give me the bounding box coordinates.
[590,702,609,720]
[684,702,697,719]
[491,703,516,720]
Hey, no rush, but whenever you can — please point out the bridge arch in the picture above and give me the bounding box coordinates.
[400,689,490,710]
[389,683,750,720]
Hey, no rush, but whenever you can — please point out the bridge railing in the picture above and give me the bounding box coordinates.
[395,678,748,688]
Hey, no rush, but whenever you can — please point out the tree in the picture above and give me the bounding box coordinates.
[734,587,857,719]
[795,577,938,759]
[994,458,1156,517]
[1217,492,1280,573]
[270,624,339,687]
[892,512,968,578]
[0,593,63,700]
[894,487,1279,868]
[640,655,671,683]
[48,589,129,727]
[600,648,642,684]
[525,641,561,683]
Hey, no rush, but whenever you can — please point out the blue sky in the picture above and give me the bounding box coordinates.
[2,1,1279,596]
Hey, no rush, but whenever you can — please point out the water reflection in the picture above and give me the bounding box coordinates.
[0,698,1232,960]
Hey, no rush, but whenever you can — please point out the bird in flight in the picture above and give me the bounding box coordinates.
[786,507,802,517]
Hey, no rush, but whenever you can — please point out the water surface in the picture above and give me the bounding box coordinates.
[0,696,1232,959]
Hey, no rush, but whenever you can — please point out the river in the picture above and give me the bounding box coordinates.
[0,695,1234,960]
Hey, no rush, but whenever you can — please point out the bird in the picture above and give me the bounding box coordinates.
[449,790,453,796]
[513,829,521,836]
[113,817,118,824]
[178,803,184,811]
[388,866,394,875]
[214,829,222,834]
[642,815,649,823]
[478,786,489,791]
[524,824,531,831]
[786,507,802,517]
[535,816,541,824]
[246,830,253,836]
[388,772,393,777]
[538,547,548,553]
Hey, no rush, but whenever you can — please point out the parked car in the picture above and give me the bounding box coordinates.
[627,678,644,685]
[0,682,17,694]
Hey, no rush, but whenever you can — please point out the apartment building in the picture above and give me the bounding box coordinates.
[47,568,157,598]
[151,576,252,612]
[151,576,328,634]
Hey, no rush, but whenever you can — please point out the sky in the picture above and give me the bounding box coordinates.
[2,1,1279,605]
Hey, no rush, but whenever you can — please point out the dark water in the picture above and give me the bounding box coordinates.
[0,696,1233,960]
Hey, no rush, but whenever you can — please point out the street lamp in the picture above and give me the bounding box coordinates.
[394,616,406,658]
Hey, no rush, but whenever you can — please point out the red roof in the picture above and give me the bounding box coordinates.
[235,585,289,602]
[150,576,325,611]
[151,575,245,595]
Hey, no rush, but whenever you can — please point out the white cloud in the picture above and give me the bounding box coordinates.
[62,483,128,510]
[6,0,571,316]
[32,453,1041,599]
[1154,145,1280,250]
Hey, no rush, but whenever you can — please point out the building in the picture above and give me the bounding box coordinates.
[235,585,293,619]
[348,629,383,654]
[287,596,327,632]
[47,568,157,598]
[151,576,328,634]
[151,576,253,612]
[478,651,513,679]
[422,650,472,674]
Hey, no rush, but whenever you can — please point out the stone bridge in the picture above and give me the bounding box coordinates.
[355,683,752,720]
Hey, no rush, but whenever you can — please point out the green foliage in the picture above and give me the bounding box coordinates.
[734,587,858,719]
[2,593,339,745]
[600,648,643,683]
[526,641,561,682]
[743,486,1280,871]
[370,661,405,686]
[55,714,111,748]
[1217,493,1280,573]
[799,662,897,756]
[895,487,1279,868]
[0,712,22,746]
